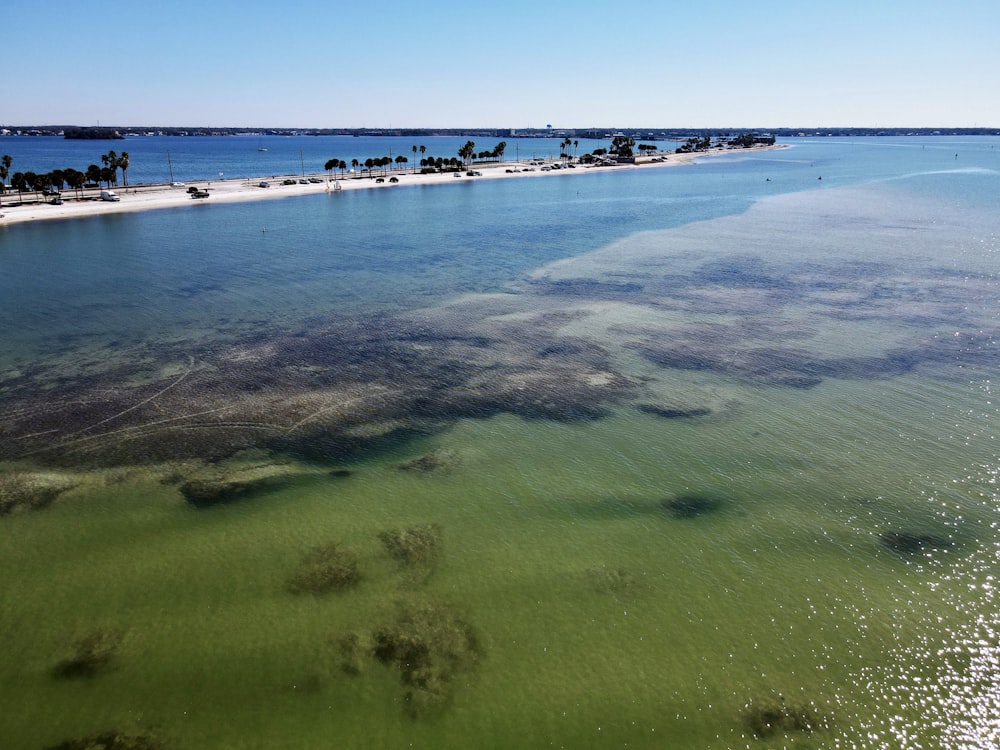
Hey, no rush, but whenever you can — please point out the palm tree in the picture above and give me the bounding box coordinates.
[36,172,53,197]
[64,168,85,199]
[101,150,117,175]
[458,140,475,165]
[11,172,26,204]
[395,155,407,171]
[412,145,418,173]
[351,158,360,176]
[324,158,338,178]
[86,164,102,188]
[101,150,127,186]
[611,135,635,158]
[118,151,130,189]
[561,137,573,162]
[0,154,11,194]
[23,171,38,200]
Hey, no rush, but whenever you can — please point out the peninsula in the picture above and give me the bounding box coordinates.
[0,143,784,226]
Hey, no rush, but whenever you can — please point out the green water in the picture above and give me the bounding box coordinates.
[3,370,996,749]
[3,142,1000,748]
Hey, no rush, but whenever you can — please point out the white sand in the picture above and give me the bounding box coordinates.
[0,145,784,226]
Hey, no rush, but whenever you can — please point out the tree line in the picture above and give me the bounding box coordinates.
[0,133,771,202]
[323,141,509,179]
[0,150,130,203]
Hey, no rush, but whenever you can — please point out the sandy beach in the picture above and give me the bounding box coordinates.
[0,145,783,226]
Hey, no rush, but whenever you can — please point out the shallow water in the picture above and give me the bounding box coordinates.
[1,138,999,749]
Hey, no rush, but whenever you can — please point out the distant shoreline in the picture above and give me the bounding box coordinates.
[4,126,997,138]
[0,144,786,227]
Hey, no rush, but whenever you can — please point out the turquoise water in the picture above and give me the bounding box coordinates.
[1,138,999,749]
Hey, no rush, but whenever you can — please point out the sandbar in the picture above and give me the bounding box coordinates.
[0,144,785,226]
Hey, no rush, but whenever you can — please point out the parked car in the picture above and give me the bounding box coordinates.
[308,178,322,183]
[257,181,270,188]
[171,182,186,187]
[298,179,309,184]
[375,177,384,183]
[190,190,210,199]
[100,190,120,202]
[282,179,297,185]
[388,176,399,183]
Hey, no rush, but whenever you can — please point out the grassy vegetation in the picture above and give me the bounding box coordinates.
[287,543,362,594]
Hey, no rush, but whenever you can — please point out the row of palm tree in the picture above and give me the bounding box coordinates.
[101,150,131,187]
[559,137,580,161]
[4,166,109,203]
[456,140,508,165]
[0,150,130,203]
[321,140,511,182]
[323,155,411,179]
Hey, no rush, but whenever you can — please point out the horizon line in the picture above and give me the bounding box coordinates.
[3,125,999,133]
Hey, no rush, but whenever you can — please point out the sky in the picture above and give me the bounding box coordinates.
[3,0,998,129]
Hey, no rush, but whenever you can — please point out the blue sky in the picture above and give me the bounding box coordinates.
[4,0,998,128]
